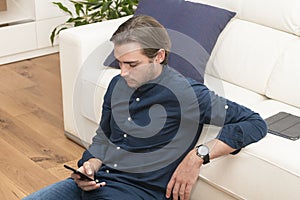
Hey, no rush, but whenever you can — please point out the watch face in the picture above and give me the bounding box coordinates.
[198,145,209,155]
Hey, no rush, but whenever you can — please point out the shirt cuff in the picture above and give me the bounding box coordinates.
[77,150,95,167]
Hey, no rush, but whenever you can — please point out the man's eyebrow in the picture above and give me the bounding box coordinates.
[124,61,139,64]
[117,59,140,64]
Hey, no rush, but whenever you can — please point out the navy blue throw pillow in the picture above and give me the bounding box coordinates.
[104,0,236,83]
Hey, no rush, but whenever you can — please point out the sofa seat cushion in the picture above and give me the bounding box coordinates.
[196,123,300,200]
[247,100,300,195]
[195,96,300,199]
[246,133,300,179]
[251,99,300,120]
[198,138,300,199]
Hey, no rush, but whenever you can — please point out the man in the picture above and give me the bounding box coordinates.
[24,15,267,200]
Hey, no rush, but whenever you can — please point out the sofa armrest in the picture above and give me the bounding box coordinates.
[59,16,130,140]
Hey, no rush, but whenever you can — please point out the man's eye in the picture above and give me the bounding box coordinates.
[129,63,138,67]
[118,61,139,68]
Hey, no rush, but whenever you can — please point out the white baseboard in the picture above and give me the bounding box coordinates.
[0,45,59,65]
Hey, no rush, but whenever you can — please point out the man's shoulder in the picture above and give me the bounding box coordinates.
[111,74,122,82]
[108,74,122,88]
[160,66,210,102]
[165,66,207,89]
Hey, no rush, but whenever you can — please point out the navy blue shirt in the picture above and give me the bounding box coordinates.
[78,66,267,198]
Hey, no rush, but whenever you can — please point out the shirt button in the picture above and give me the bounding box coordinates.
[136,97,140,102]
[106,170,110,173]
[225,105,229,109]
[127,117,131,121]
[123,134,127,138]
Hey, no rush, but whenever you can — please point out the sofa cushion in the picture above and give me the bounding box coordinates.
[104,0,235,83]
[196,111,300,200]
[206,19,296,95]
[252,99,300,120]
[234,0,300,36]
[204,74,267,109]
[79,67,120,124]
[192,0,300,36]
[266,40,300,109]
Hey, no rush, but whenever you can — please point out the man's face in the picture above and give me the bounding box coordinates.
[114,42,163,88]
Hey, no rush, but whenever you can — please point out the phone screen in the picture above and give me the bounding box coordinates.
[64,164,99,183]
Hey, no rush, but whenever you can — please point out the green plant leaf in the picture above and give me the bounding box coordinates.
[57,27,68,35]
[87,0,100,3]
[50,26,58,46]
[74,3,84,16]
[50,26,69,46]
[108,9,118,19]
[52,2,73,16]
[101,1,112,14]
[66,17,75,23]
[74,20,89,26]
[121,6,131,15]
[89,4,102,10]
[51,0,139,44]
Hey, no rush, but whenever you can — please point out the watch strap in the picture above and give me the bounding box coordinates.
[202,153,210,164]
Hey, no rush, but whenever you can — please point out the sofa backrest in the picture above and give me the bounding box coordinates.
[189,0,300,36]
[266,40,300,109]
[191,0,300,108]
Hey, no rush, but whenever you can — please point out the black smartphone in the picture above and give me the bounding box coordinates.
[64,164,100,183]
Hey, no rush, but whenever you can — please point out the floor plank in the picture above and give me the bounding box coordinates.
[0,53,85,199]
[0,67,35,92]
[0,170,27,200]
[0,137,59,197]
[0,91,36,117]
[47,159,80,181]
[0,102,73,169]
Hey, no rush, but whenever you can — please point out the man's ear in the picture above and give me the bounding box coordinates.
[155,49,166,64]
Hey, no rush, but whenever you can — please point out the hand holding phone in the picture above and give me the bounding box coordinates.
[64,164,100,183]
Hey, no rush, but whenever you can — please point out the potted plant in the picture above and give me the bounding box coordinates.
[51,0,139,45]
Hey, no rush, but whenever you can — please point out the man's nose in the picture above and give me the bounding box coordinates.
[120,64,129,77]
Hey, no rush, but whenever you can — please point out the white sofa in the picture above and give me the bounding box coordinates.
[59,0,300,199]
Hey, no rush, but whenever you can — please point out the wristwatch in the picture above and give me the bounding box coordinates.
[195,144,210,165]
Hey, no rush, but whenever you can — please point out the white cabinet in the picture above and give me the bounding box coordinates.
[0,0,70,64]
[0,22,37,57]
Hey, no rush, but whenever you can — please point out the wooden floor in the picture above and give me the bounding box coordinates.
[0,53,85,199]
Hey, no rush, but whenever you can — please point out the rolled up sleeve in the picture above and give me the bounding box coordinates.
[194,82,267,150]
[216,101,268,149]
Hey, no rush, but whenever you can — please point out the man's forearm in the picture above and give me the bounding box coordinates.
[205,139,236,160]
[88,158,103,173]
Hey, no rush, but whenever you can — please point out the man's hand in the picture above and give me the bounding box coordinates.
[71,158,106,191]
[166,139,236,199]
[166,150,202,200]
